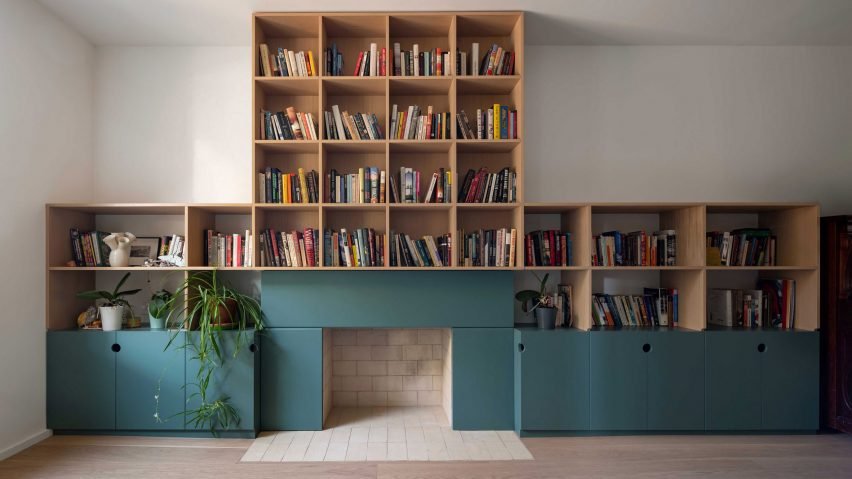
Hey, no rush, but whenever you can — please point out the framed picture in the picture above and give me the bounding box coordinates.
[128,237,162,266]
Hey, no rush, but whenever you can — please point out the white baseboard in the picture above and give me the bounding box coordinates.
[0,429,52,461]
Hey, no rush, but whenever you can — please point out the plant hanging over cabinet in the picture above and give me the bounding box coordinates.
[164,270,263,433]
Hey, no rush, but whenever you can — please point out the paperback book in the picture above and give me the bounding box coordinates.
[457,167,517,203]
[592,289,679,327]
[323,228,385,267]
[326,167,386,204]
[389,231,452,267]
[456,106,518,140]
[592,230,677,267]
[458,228,517,267]
[324,105,384,140]
[259,228,319,268]
[260,107,319,140]
[389,104,451,140]
[257,167,319,204]
[525,230,573,266]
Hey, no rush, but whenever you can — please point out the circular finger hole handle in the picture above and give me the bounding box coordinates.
[111,343,121,353]
[642,343,651,353]
[249,343,258,353]
[518,343,525,353]
[757,343,766,353]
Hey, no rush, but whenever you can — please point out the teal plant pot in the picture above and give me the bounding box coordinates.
[149,313,166,330]
[535,307,557,329]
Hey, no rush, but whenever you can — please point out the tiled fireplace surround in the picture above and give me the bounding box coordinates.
[323,329,453,428]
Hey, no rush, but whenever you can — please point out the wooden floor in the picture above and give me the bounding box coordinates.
[3,433,852,478]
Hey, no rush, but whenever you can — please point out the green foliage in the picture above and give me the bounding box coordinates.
[148,290,173,319]
[514,272,554,313]
[76,272,141,308]
[163,271,264,435]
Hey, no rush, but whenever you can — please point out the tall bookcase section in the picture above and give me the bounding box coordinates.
[252,12,525,270]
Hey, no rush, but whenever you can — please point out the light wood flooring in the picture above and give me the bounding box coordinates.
[2,433,852,478]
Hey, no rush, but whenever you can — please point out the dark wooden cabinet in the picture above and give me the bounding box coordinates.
[821,216,852,433]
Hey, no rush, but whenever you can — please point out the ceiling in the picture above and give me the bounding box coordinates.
[37,0,852,46]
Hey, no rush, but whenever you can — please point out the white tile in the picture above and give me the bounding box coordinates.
[366,442,388,461]
[303,441,329,462]
[333,360,357,376]
[403,415,421,427]
[345,441,368,461]
[373,376,403,391]
[349,426,370,443]
[405,426,425,443]
[333,375,374,392]
[324,441,348,461]
[332,329,358,345]
[368,425,387,443]
[406,441,428,461]
[357,329,388,346]
[282,441,308,462]
[387,391,418,406]
[403,376,433,391]
[260,431,296,462]
[371,345,403,360]
[291,431,314,446]
[387,360,417,375]
[403,344,432,360]
[387,425,406,443]
[417,390,442,406]
[486,441,513,460]
[332,391,358,407]
[464,441,492,460]
[330,427,351,443]
[427,441,449,461]
[333,345,372,360]
[311,429,333,445]
[388,329,418,345]
[357,391,388,407]
[441,427,464,445]
[431,344,443,359]
[506,442,534,460]
[418,329,442,345]
[431,376,443,391]
[497,430,522,444]
[240,432,275,462]
[447,444,470,461]
[357,360,388,376]
[387,442,408,461]
[422,425,444,443]
[417,360,442,375]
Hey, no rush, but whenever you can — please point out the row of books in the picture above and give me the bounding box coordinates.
[706,229,776,266]
[324,228,385,267]
[258,45,317,77]
[389,105,451,140]
[708,279,796,329]
[535,284,575,328]
[69,229,110,267]
[456,106,519,140]
[525,230,573,267]
[592,289,678,327]
[323,105,384,140]
[260,107,318,140]
[469,43,515,76]
[350,43,386,76]
[204,230,253,267]
[592,230,677,267]
[258,228,319,268]
[326,167,385,204]
[393,44,451,77]
[158,235,187,265]
[458,228,517,267]
[388,167,452,204]
[257,168,319,204]
[389,232,452,267]
[457,167,517,203]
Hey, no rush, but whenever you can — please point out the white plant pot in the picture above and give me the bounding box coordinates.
[99,306,124,331]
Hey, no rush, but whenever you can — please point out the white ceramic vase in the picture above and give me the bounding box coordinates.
[103,232,136,267]
[99,305,124,331]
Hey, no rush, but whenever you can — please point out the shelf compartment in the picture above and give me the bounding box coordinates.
[389,147,452,204]
[186,205,253,268]
[255,143,320,203]
[254,14,321,77]
[388,90,452,140]
[456,205,523,267]
[321,78,387,140]
[457,146,522,203]
[255,85,320,141]
[322,15,387,77]
[456,13,523,76]
[523,204,591,267]
[323,207,388,267]
[514,268,591,330]
[389,14,454,76]
[253,206,320,268]
[455,92,520,140]
[389,208,453,267]
[322,144,388,204]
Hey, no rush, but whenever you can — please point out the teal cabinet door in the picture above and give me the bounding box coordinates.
[705,331,762,430]
[260,328,323,430]
[646,331,705,430]
[589,331,647,430]
[516,329,589,431]
[761,332,819,430]
[453,328,514,430]
[116,331,185,430]
[185,331,258,432]
[47,331,116,430]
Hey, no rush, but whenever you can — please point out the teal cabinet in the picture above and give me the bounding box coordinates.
[47,331,117,430]
[453,328,514,430]
[706,331,818,431]
[185,331,258,432]
[116,331,185,430]
[589,330,647,430]
[514,329,589,431]
[646,331,705,430]
[260,328,323,430]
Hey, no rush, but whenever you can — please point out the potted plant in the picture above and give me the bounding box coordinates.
[147,290,173,330]
[76,272,141,331]
[164,271,263,433]
[515,273,557,329]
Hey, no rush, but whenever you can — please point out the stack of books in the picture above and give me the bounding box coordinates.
[525,230,573,266]
[709,279,796,329]
[205,230,253,268]
[389,105,451,140]
[462,42,515,76]
[258,44,317,77]
[592,289,678,327]
[389,167,452,203]
[324,42,344,76]
[258,228,319,268]
[260,107,318,140]
[257,167,319,204]
[458,228,517,267]
[68,229,110,267]
[592,230,677,267]
[706,229,776,266]
[326,167,386,204]
[324,228,385,267]
[457,167,516,203]
[392,43,451,76]
[456,106,518,140]
[389,232,452,267]
[324,105,384,140]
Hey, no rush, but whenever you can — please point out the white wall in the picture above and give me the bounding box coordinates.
[93,45,852,214]
[0,0,94,458]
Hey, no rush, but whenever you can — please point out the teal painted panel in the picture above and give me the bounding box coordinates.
[47,331,116,430]
[705,331,762,430]
[646,331,705,430]
[261,271,513,328]
[517,329,590,431]
[513,330,522,434]
[260,328,323,430]
[453,328,514,430]
[116,331,185,430]
[761,332,819,430]
[589,331,647,430]
[185,331,257,432]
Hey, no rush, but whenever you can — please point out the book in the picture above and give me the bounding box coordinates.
[472,43,515,76]
[456,107,518,139]
[525,230,573,266]
[326,167,386,204]
[258,168,319,203]
[457,167,517,203]
[205,230,253,267]
[758,278,796,329]
[389,231,452,267]
[592,230,677,267]
[390,104,450,140]
[259,107,318,141]
[591,289,678,327]
[324,228,384,267]
[392,43,452,77]
[556,284,573,327]
[258,44,316,77]
[324,106,384,140]
[259,228,319,267]
[69,229,112,267]
[457,228,517,267]
[706,228,776,266]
